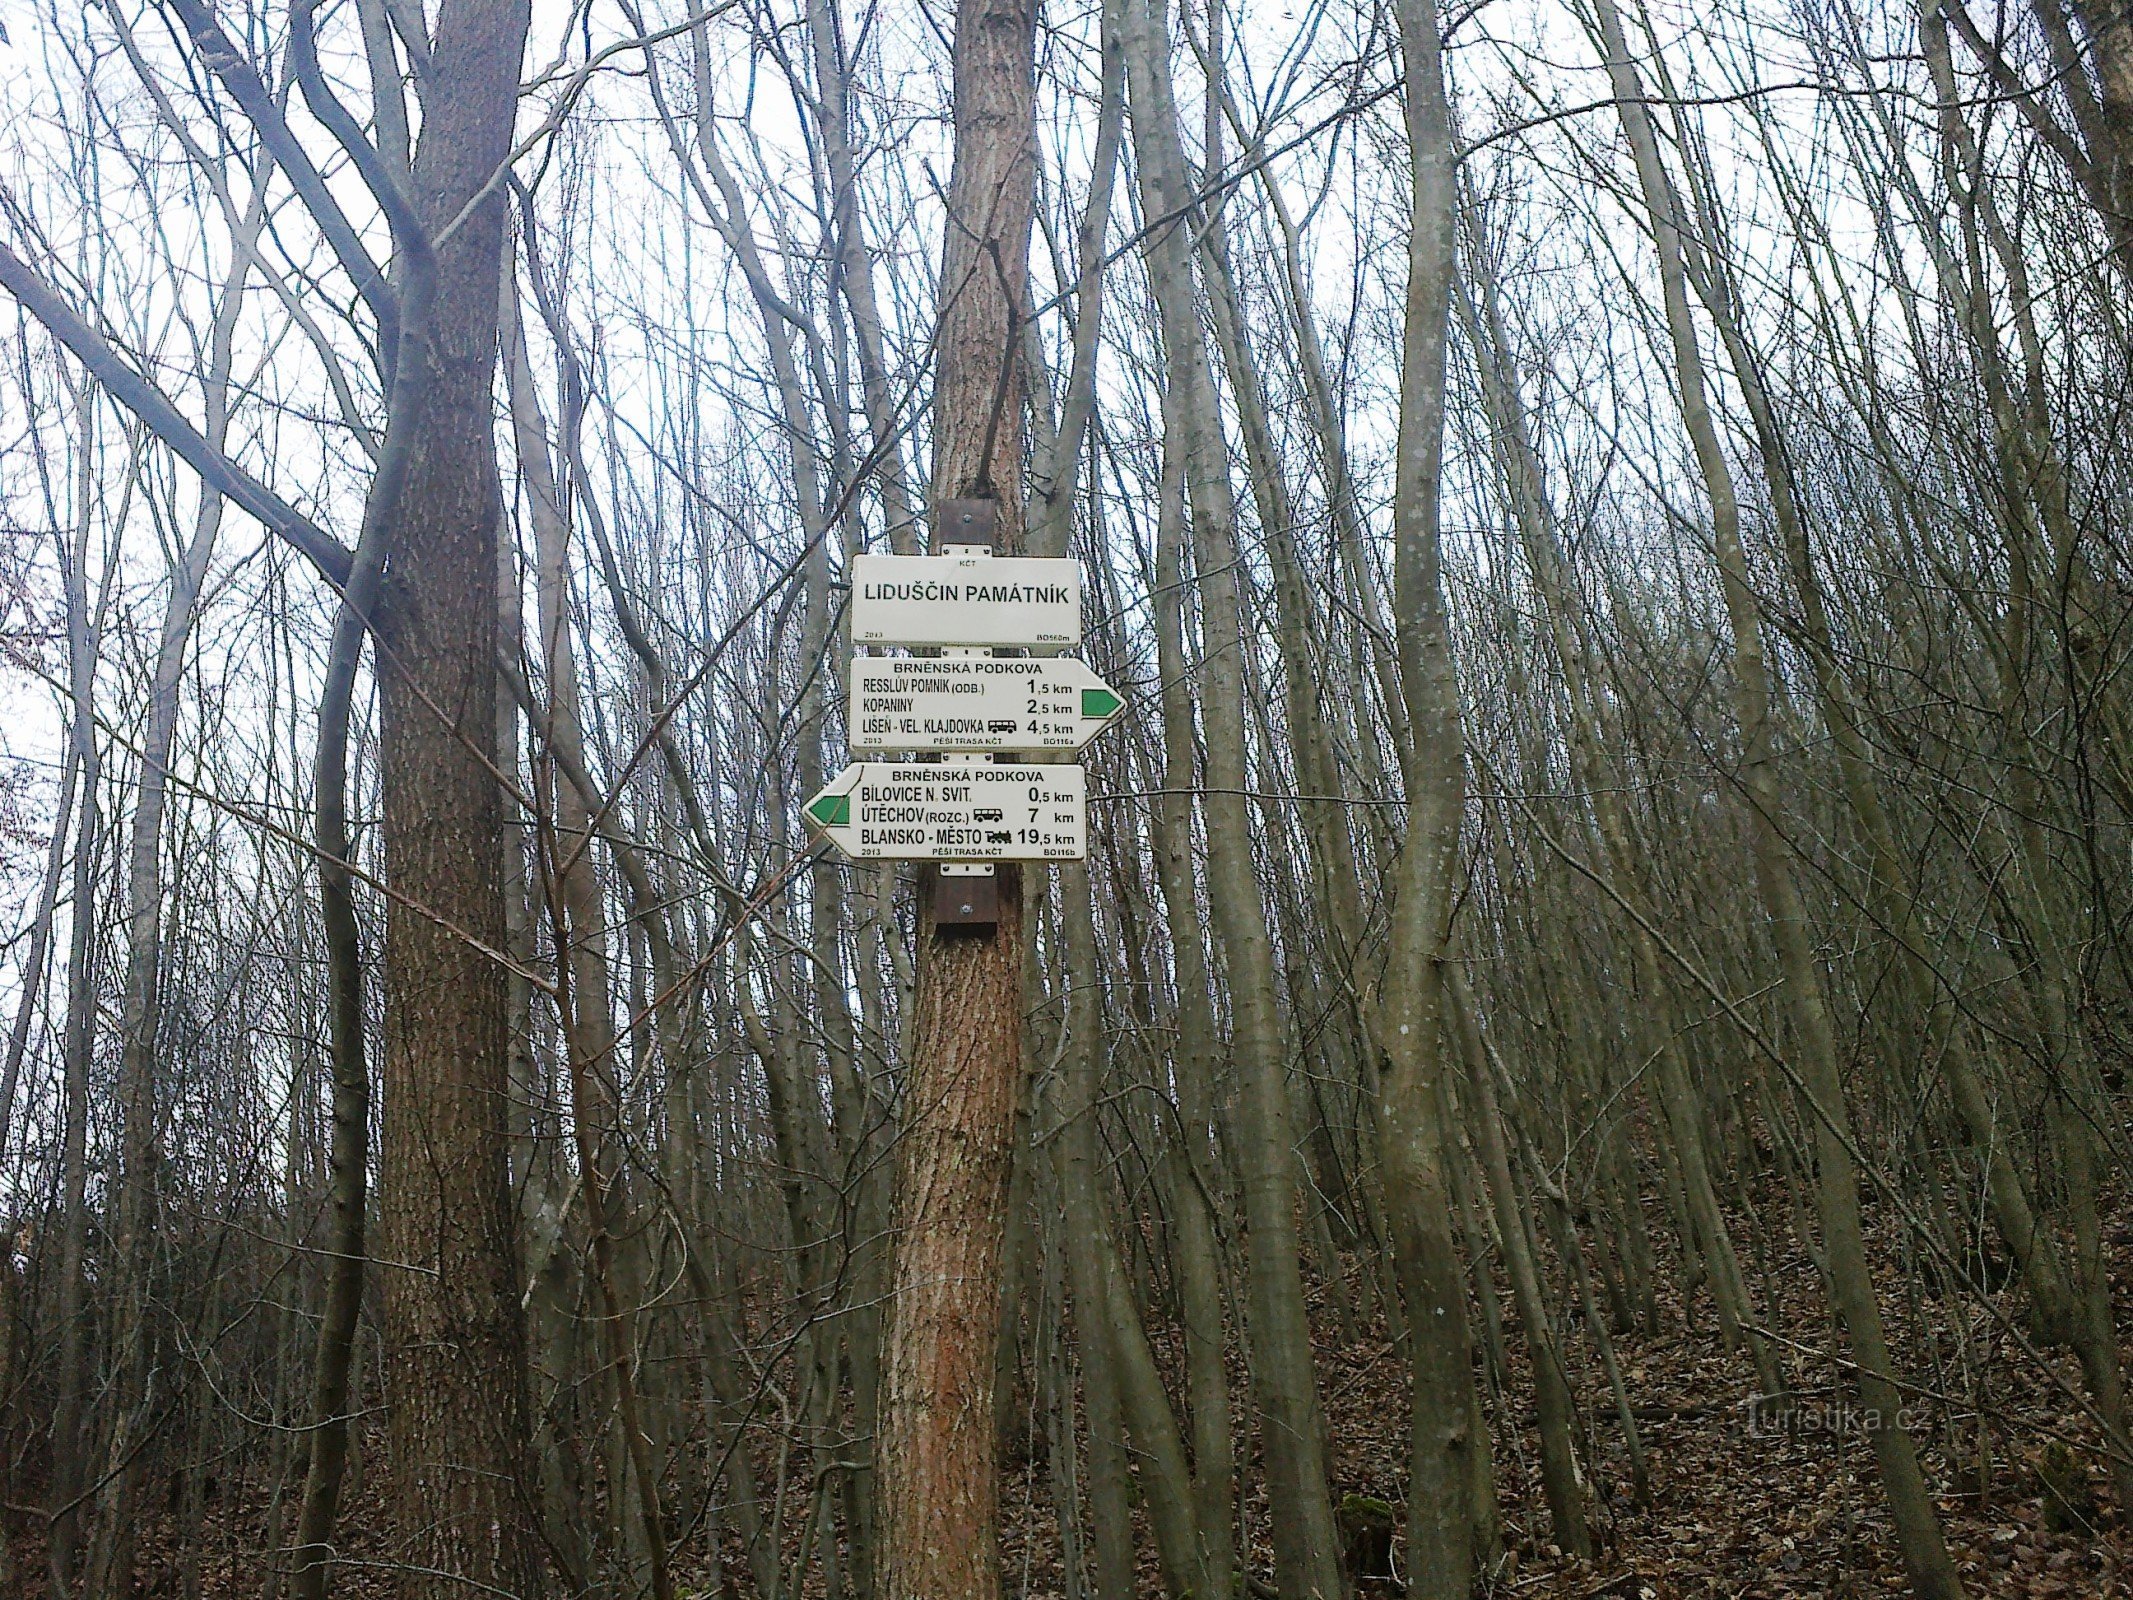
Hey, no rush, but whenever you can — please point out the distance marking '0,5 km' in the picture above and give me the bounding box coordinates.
[804,763,1087,862]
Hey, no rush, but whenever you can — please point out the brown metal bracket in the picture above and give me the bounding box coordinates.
[936,497,999,553]
[931,865,1001,928]
[925,498,1003,926]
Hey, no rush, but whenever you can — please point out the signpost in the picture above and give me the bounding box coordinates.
[848,553,1082,646]
[804,763,1087,861]
[849,656,1123,752]
[811,517,1119,920]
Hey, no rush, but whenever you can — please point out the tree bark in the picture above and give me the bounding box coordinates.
[1121,2,1346,1590]
[874,2,1036,1595]
[1449,983,1588,1556]
[47,375,104,1598]
[1370,6,1489,1595]
[369,3,541,1594]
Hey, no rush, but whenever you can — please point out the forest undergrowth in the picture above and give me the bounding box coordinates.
[1292,1187,2133,1598]
[997,1178,2133,1598]
[10,1169,2125,1599]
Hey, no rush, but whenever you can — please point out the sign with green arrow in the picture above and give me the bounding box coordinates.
[804,763,1088,861]
[849,657,1124,752]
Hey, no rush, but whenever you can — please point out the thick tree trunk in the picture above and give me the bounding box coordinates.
[877,886,1027,1599]
[370,3,541,1595]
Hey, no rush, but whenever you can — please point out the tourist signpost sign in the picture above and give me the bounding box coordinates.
[848,553,1082,646]
[803,763,1088,861]
[809,519,1120,916]
[849,656,1123,752]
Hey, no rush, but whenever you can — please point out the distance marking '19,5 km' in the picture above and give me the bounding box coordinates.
[804,763,1087,861]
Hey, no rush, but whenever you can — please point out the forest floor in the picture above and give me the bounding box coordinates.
[10,1182,2132,1597]
[994,1177,2133,1599]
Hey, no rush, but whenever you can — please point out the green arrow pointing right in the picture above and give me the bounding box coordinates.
[1080,687,1122,721]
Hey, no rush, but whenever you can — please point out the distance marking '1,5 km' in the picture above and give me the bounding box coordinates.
[849,656,1123,752]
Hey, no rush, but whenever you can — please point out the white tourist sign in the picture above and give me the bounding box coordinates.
[850,657,1124,752]
[849,554,1082,646]
[805,763,1087,861]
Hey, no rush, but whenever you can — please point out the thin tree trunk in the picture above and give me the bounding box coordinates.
[0,742,77,1167]
[504,266,673,1600]
[1452,210,1777,1391]
[1369,7,1489,1595]
[91,185,261,1600]
[48,375,105,1597]
[1449,982,1589,1556]
[1588,2,1965,1590]
[1053,869,1145,1600]
[1122,2,1345,1589]
[1137,408,1239,1599]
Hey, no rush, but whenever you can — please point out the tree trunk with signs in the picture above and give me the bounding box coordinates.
[874,1,1037,1596]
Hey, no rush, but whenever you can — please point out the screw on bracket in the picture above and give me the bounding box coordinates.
[936,497,998,554]
[932,865,1000,928]
[926,499,1001,926]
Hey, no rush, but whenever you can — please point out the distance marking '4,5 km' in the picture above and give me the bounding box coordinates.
[849,656,1123,752]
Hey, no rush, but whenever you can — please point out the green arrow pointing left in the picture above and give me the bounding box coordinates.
[807,793,850,828]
